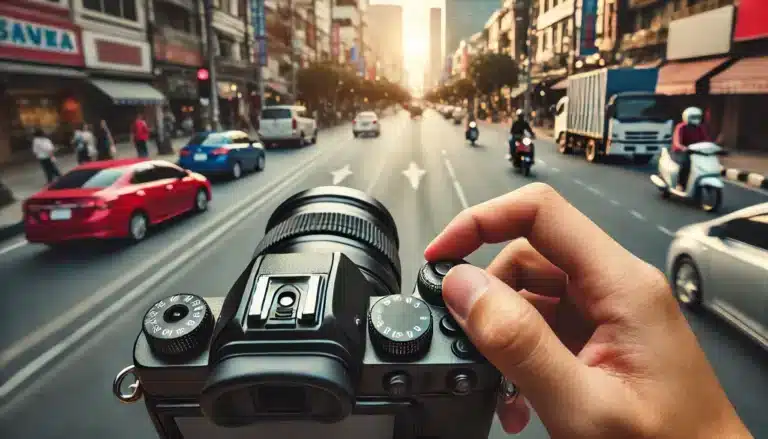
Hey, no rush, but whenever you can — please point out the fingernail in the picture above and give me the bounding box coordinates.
[443,264,490,320]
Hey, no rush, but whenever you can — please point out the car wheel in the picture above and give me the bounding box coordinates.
[353,132,358,138]
[193,188,208,213]
[585,141,600,163]
[128,211,148,243]
[299,133,306,147]
[673,257,703,310]
[255,154,265,171]
[312,129,318,144]
[557,133,571,154]
[231,161,242,179]
[698,187,722,213]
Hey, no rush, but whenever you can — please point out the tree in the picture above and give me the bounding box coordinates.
[452,78,476,102]
[469,53,519,96]
[297,62,341,110]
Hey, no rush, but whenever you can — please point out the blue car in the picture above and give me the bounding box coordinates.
[178,130,266,179]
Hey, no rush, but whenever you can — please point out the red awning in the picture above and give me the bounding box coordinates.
[551,78,568,90]
[656,58,729,95]
[710,56,768,94]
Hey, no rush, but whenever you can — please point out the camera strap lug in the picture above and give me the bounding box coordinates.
[113,365,143,404]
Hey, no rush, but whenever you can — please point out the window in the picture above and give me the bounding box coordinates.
[230,133,250,144]
[131,167,166,184]
[49,168,125,190]
[187,133,230,146]
[83,0,138,22]
[724,215,768,251]
[555,102,565,115]
[261,108,292,119]
[154,165,187,180]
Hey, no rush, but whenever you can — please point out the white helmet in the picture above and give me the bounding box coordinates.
[682,107,703,126]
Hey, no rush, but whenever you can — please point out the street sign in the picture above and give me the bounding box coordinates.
[250,0,267,66]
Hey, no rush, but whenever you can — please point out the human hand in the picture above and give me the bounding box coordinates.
[425,183,752,439]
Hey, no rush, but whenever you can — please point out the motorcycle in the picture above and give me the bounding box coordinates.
[466,121,479,145]
[650,142,726,212]
[510,136,534,176]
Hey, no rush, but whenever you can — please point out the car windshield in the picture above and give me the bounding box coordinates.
[48,168,125,190]
[615,97,670,121]
[187,133,229,147]
[261,108,292,119]
[358,113,377,120]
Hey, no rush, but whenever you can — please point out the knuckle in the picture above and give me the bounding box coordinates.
[525,182,560,201]
[471,296,544,368]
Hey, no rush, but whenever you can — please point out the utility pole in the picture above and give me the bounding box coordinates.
[203,0,221,130]
[290,0,298,101]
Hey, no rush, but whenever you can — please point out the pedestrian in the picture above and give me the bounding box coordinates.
[95,119,116,161]
[32,128,61,183]
[131,113,150,158]
[72,122,95,164]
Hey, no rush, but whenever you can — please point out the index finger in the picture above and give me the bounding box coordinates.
[425,183,647,307]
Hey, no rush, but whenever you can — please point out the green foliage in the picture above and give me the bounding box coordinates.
[469,53,519,95]
[297,62,410,108]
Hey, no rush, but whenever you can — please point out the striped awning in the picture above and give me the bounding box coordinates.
[510,85,527,98]
[551,78,568,90]
[656,57,729,95]
[710,56,768,95]
[89,79,167,105]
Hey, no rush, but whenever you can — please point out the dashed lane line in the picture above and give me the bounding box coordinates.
[630,210,647,221]
[550,167,560,173]
[657,226,675,237]
[586,186,603,196]
[609,199,620,206]
[443,158,470,209]
[0,239,27,257]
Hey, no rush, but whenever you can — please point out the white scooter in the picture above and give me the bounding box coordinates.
[650,142,726,212]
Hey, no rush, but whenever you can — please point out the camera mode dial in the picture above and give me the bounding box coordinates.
[142,294,214,358]
[417,261,467,306]
[368,295,433,359]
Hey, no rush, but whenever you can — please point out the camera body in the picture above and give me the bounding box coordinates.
[131,252,500,439]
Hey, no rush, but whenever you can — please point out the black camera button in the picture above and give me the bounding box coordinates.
[448,371,476,396]
[440,315,463,337]
[451,337,479,360]
[384,372,411,398]
[417,260,469,307]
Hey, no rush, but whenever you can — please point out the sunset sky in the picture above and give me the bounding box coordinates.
[369,0,445,95]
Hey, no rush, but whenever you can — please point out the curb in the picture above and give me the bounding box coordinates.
[720,166,768,190]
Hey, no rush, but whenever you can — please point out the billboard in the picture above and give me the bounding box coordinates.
[249,0,266,66]
[331,22,340,60]
[667,6,734,60]
[734,0,768,42]
[578,0,598,56]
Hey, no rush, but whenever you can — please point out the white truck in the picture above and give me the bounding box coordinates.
[554,67,674,164]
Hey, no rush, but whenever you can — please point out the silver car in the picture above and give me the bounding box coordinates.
[666,203,768,350]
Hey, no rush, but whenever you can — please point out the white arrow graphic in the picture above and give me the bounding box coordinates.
[331,165,353,185]
[402,162,426,190]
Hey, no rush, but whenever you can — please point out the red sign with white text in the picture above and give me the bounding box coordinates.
[0,2,83,66]
[331,23,340,60]
[734,0,768,42]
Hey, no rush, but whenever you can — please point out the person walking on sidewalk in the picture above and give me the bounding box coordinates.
[131,113,150,158]
[32,128,61,183]
[72,122,96,164]
[95,119,116,161]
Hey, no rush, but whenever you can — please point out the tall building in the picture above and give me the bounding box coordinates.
[429,7,443,90]
[367,4,403,83]
[445,0,500,55]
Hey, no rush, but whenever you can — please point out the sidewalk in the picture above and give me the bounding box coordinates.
[0,137,191,241]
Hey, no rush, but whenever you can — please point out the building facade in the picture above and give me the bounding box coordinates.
[367,4,403,84]
[445,0,499,57]
[0,0,87,165]
[428,7,443,90]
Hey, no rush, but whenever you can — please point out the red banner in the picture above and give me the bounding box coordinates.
[331,23,340,60]
[0,2,84,66]
[734,0,768,42]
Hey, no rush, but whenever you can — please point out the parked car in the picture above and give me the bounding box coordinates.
[666,203,768,351]
[352,111,381,137]
[178,130,265,179]
[24,159,211,245]
[258,105,317,147]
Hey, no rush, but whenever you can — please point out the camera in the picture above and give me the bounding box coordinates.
[114,186,509,439]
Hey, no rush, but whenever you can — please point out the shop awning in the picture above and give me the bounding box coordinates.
[267,80,290,96]
[656,57,729,95]
[551,78,568,90]
[89,79,166,105]
[0,61,86,78]
[710,56,768,95]
[510,85,527,98]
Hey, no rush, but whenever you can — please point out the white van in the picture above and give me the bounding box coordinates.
[258,105,318,147]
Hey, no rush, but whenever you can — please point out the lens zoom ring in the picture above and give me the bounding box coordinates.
[254,212,401,276]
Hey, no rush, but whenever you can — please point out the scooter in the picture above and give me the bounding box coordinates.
[510,136,534,176]
[650,142,726,212]
[466,121,479,145]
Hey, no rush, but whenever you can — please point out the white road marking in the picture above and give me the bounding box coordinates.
[573,178,585,186]
[586,186,603,196]
[609,199,620,206]
[0,154,330,401]
[330,164,353,185]
[550,167,560,173]
[443,158,470,209]
[658,226,675,237]
[630,210,646,221]
[402,162,427,190]
[0,141,345,372]
[537,159,547,165]
[0,239,27,257]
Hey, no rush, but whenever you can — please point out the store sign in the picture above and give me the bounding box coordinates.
[734,0,768,42]
[331,23,340,60]
[250,0,267,66]
[0,7,83,66]
[154,40,201,67]
[667,6,734,61]
[83,31,151,73]
[578,0,599,56]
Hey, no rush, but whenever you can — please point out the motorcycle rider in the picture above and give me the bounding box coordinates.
[672,107,711,191]
[509,109,536,163]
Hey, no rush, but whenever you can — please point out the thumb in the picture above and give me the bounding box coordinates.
[442,264,586,415]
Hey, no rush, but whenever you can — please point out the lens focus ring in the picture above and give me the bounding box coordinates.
[253,212,401,278]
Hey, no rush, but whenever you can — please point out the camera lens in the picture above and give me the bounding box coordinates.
[253,186,401,296]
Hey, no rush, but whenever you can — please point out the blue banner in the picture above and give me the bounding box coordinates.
[350,46,358,62]
[579,0,598,56]
[359,55,365,77]
[250,0,267,66]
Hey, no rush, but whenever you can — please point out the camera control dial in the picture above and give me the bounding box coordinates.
[368,295,433,359]
[142,294,214,358]
[417,261,467,306]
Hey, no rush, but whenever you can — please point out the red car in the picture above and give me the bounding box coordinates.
[24,159,211,245]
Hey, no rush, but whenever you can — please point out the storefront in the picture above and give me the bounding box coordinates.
[82,30,166,141]
[0,2,86,165]
[215,60,256,130]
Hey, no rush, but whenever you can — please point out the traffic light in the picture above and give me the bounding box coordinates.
[197,67,211,99]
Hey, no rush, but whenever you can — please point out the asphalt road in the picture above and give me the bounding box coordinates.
[0,110,766,439]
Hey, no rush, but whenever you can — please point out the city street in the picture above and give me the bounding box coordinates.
[0,110,767,439]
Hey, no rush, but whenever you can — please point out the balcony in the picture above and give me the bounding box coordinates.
[671,0,732,20]
[154,26,200,49]
[621,27,668,50]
